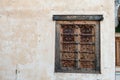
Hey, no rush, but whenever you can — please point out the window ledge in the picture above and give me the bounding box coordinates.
[116,72,120,75]
[116,67,120,72]
[115,33,120,36]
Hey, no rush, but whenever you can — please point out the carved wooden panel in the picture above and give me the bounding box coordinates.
[62,53,75,59]
[60,24,96,69]
[55,20,100,73]
[80,36,94,43]
[80,61,95,68]
[80,53,95,61]
[79,24,95,34]
[116,37,120,66]
[62,43,76,51]
[62,25,75,33]
[79,24,96,69]
[63,35,75,41]
[60,25,77,68]
[61,60,75,67]
[80,45,95,52]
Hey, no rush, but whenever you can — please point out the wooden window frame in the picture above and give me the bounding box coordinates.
[115,34,120,72]
[53,15,103,73]
[115,37,120,67]
[115,33,120,72]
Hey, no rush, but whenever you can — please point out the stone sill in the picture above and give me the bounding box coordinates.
[116,67,120,72]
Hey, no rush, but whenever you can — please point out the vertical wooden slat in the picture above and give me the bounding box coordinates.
[75,25,80,69]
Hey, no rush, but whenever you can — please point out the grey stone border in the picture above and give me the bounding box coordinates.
[53,15,103,21]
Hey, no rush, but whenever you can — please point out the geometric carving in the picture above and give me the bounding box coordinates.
[79,24,94,34]
[80,45,94,52]
[63,35,75,41]
[61,24,96,69]
[80,61,95,68]
[80,36,94,43]
[79,24,96,69]
[80,53,95,61]
[62,43,76,51]
[61,60,75,67]
[62,53,75,60]
[62,25,75,34]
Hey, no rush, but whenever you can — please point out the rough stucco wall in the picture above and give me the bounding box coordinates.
[0,0,115,80]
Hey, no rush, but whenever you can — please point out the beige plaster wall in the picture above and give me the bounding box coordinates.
[0,0,115,80]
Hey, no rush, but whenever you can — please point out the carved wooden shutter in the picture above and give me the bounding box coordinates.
[55,21,100,73]
[79,24,96,70]
[116,37,120,66]
[61,24,77,68]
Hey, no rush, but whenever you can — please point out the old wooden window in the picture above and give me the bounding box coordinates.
[116,37,120,66]
[53,15,103,73]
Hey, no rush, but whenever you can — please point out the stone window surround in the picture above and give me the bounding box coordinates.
[53,15,103,73]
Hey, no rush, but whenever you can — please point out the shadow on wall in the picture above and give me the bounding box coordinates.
[116,5,120,33]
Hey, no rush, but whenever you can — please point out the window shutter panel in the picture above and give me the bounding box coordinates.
[116,37,120,66]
